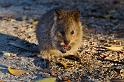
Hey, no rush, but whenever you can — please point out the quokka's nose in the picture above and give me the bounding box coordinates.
[64,40,70,45]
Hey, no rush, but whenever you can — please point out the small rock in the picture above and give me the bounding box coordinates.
[120,69,124,77]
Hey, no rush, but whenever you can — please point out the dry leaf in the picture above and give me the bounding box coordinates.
[67,80,71,82]
[105,46,124,51]
[35,77,56,82]
[114,39,124,42]
[8,67,27,76]
[0,80,4,82]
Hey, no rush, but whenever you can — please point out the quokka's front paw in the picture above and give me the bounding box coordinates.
[38,51,59,61]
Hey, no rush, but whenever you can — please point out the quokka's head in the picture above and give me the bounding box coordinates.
[51,8,82,53]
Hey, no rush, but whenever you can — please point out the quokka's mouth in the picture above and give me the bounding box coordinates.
[63,45,71,51]
[60,45,71,53]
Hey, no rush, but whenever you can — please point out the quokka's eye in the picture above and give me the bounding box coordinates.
[71,30,74,35]
[60,31,65,35]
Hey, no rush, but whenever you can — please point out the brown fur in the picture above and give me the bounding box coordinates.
[36,8,83,60]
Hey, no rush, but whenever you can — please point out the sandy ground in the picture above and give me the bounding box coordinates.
[0,0,124,82]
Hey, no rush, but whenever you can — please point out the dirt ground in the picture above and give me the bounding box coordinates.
[0,0,124,82]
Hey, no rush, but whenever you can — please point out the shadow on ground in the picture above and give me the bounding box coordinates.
[0,33,49,68]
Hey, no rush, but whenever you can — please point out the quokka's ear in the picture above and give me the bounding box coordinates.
[54,9,64,19]
[72,9,80,21]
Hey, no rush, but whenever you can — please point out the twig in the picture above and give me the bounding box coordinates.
[97,58,124,64]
